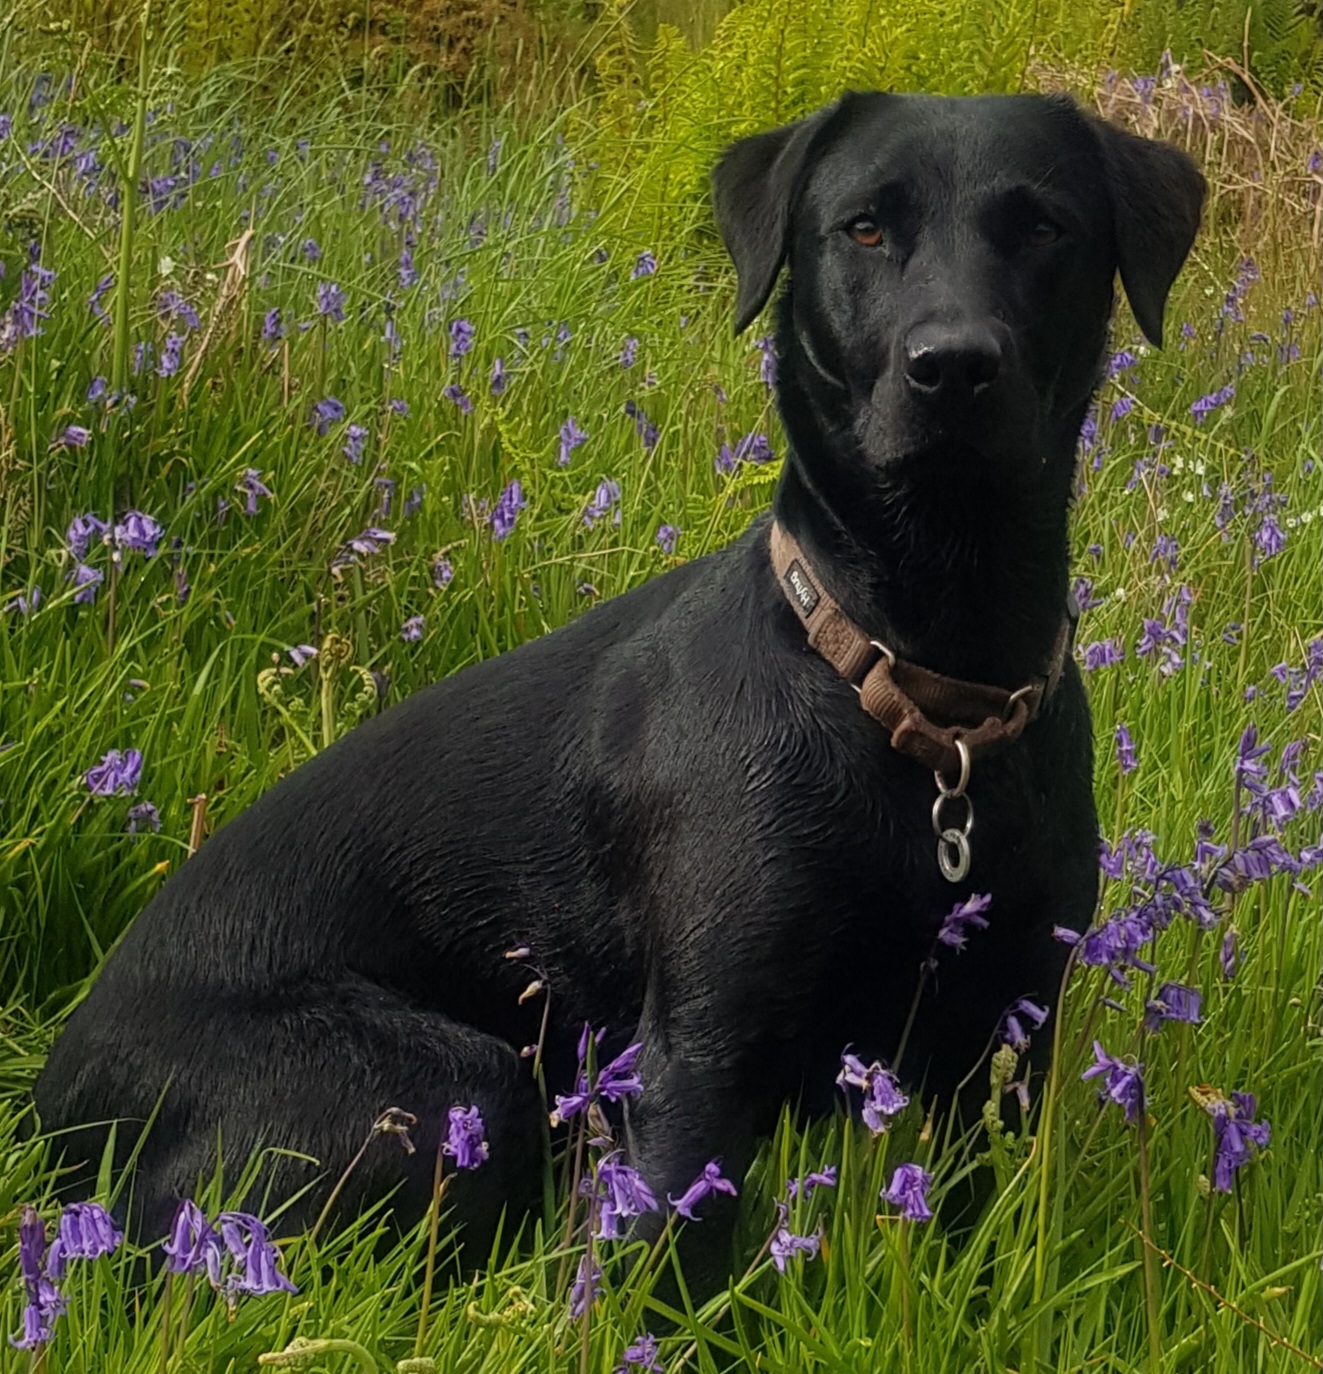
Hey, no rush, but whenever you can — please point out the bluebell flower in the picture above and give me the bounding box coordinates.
[1081,638,1124,671]
[87,273,114,324]
[655,524,680,555]
[127,801,161,834]
[1115,723,1138,774]
[235,468,273,515]
[343,424,368,464]
[490,479,526,542]
[583,478,621,529]
[215,1211,297,1298]
[1143,981,1202,1032]
[449,318,475,359]
[442,1105,489,1170]
[755,333,777,387]
[443,383,473,415]
[1204,1090,1270,1192]
[162,1200,221,1276]
[589,1157,658,1239]
[490,357,508,395]
[311,395,346,435]
[558,416,587,467]
[1081,1041,1144,1122]
[69,563,103,604]
[1190,383,1234,422]
[936,893,992,950]
[837,1052,908,1133]
[315,281,345,321]
[618,336,638,368]
[49,1202,122,1273]
[288,644,318,667]
[261,307,284,347]
[50,425,90,450]
[880,1163,933,1222]
[401,615,425,643]
[85,748,142,796]
[770,1204,821,1271]
[569,1255,602,1318]
[786,1166,837,1201]
[667,1160,738,1220]
[631,250,657,279]
[1000,997,1049,1052]
[616,1333,663,1373]
[432,555,454,588]
[10,1207,65,1351]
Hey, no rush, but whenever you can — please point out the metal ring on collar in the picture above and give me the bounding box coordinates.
[933,736,971,798]
[931,789,974,839]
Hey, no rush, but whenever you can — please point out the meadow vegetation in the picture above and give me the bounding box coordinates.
[0,1,1320,1369]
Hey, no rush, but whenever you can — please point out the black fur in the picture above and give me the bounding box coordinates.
[35,91,1204,1281]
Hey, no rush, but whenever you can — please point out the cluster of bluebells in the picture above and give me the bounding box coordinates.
[11,1202,122,1350]
[55,508,164,607]
[161,1201,297,1312]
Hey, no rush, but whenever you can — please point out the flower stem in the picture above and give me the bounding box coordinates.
[1135,1108,1163,1374]
[158,1270,173,1374]
[892,960,931,1076]
[413,1147,450,1360]
[111,3,151,397]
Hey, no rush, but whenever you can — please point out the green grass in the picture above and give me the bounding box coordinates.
[0,33,1320,1374]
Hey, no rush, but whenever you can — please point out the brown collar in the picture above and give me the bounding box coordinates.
[770,520,1075,781]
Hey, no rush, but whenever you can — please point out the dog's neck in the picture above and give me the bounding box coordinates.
[770,328,1081,691]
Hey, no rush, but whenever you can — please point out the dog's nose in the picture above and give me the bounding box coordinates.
[902,324,1002,401]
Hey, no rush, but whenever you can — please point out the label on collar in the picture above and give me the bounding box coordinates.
[783,560,820,618]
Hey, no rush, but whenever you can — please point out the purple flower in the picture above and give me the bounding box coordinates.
[88,273,114,324]
[667,1160,738,1220]
[1110,395,1134,423]
[215,1211,297,1298]
[262,308,284,347]
[733,431,774,465]
[490,479,526,542]
[87,376,108,404]
[343,424,368,464]
[1204,1091,1270,1192]
[315,280,345,321]
[936,892,992,950]
[401,614,425,643]
[85,748,143,796]
[880,1163,933,1222]
[432,556,454,588]
[340,527,395,562]
[1081,1041,1144,1122]
[50,1203,122,1272]
[1235,724,1271,798]
[302,237,322,261]
[655,524,680,555]
[623,399,659,451]
[67,512,108,559]
[590,1157,659,1239]
[442,1105,489,1170]
[755,333,777,387]
[235,468,272,515]
[583,479,621,529]
[1000,997,1049,1053]
[490,357,508,395]
[837,1052,909,1133]
[156,289,200,332]
[126,801,161,834]
[1219,927,1240,980]
[569,1255,602,1318]
[4,586,41,616]
[10,1206,65,1351]
[112,510,164,558]
[398,246,417,289]
[50,424,90,450]
[69,563,103,604]
[558,416,587,467]
[449,318,475,359]
[1115,723,1138,774]
[1190,383,1234,422]
[311,395,346,435]
[288,644,318,667]
[1254,513,1285,561]
[770,1205,821,1271]
[552,1031,644,1122]
[1081,638,1124,671]
[616,1333,663,1373]
[786,1166,837,1201]
[1143,981,1202,1032]
[443,383,473,415]
[618,336,639,368]
[1107,348,1140,379]
[161,1200,221,1276]
[631,250,657,279]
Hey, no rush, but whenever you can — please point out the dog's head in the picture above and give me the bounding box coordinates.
[713,92,1205,479]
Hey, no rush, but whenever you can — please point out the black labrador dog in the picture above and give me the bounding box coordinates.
[36,91,1203,1273]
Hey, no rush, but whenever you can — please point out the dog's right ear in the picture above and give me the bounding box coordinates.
[712,104,839,333]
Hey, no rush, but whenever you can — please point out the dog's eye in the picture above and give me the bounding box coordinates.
[848,218,886,248]
[1028,220,1061,247]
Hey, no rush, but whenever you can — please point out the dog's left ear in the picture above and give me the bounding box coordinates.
[712,102,841,333]
[1088,116,1206,348]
